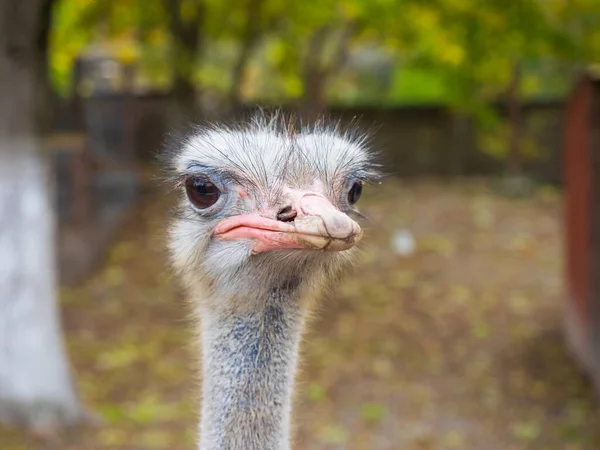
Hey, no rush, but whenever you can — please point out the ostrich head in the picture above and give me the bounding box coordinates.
[168,114,377,306]
[165,113,378,450]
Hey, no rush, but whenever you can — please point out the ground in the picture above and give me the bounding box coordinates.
[1,177,599,450]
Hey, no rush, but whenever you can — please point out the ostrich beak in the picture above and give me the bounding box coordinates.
[213,194,363,254]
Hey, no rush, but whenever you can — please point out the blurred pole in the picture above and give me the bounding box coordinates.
[506,62,523,178]
[448,111,470,176]
[122,62,137,168]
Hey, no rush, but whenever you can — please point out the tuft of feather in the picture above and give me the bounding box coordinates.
[160,109,381,187]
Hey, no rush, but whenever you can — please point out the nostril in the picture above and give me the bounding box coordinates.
[276,206,297,222]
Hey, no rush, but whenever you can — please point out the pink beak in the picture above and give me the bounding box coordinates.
[213,194,363,254]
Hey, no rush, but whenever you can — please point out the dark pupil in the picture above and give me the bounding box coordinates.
[185,178,220,209]
[348,181,363,205]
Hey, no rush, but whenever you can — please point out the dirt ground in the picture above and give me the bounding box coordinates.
[1,178,599,450]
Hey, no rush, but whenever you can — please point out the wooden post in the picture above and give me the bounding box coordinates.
[563,72,600,399]
[43,132,89,225]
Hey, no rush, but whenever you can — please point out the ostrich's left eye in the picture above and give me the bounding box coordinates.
[347,181,363,205]
[185,177,221,209]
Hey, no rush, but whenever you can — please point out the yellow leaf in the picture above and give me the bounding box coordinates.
[317,424,349,444]
[511,421,541,441]
[104,266,125,287]
[360,403,387,423]
[307,383,327,402]
[441,43,465,66]
[141,430,173,448]
[442,430,466,448]
[148,29,166,47]
[116,44,138,65]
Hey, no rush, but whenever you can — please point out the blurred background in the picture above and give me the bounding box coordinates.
[1,0,600,448]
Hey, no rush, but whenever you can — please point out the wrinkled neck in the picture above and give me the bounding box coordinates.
[198,287,306,450]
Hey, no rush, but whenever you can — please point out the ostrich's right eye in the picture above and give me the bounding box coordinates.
[185,177,221,209]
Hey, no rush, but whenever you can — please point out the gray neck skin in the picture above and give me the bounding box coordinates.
[198,285,306,450]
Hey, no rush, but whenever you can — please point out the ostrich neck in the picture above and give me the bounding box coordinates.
[198,285,306,450]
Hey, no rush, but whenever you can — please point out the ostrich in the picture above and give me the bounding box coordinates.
[166,113,378,450]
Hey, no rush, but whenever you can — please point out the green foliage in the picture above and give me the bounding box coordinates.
[387,67,450,105]
[381,0,555,108]
[50,0,96,93]
[48,0,600,107]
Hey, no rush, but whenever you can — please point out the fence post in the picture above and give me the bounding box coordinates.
[563,72,600,399]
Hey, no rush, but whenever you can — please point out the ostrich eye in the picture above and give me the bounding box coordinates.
[348,181,363,205]
[185,177,220,209]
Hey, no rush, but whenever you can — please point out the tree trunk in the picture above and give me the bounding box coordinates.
[171,72,198,124]
[301,67,327,122]
[164,0,203,125]
[228,0,263,114]
[0,0,84,430]
[300,27,329,121]
[300,24,354,122]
